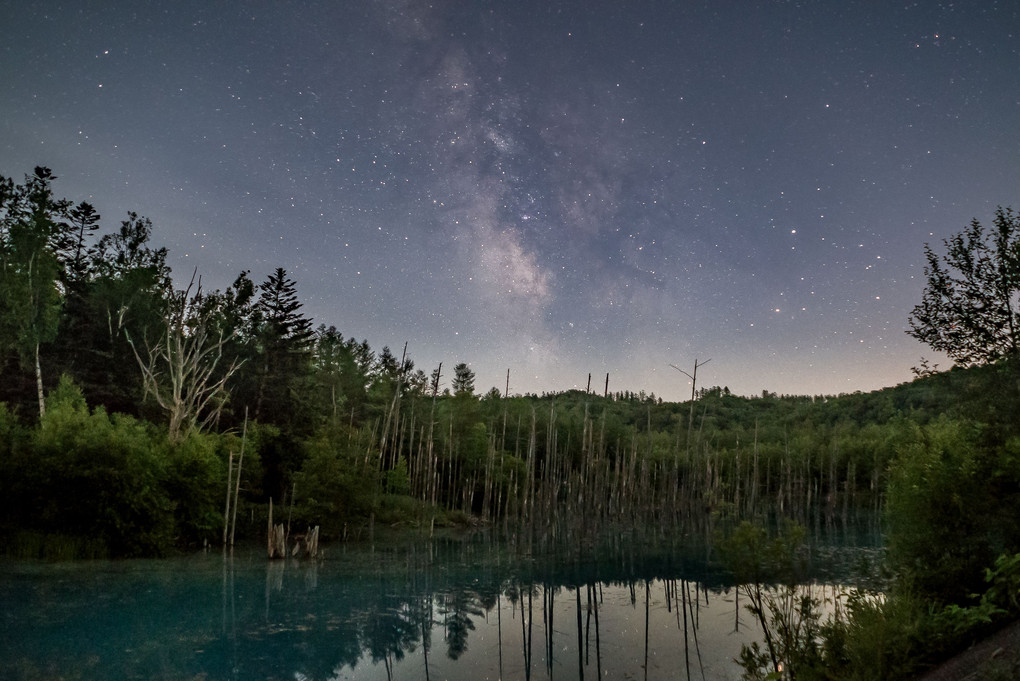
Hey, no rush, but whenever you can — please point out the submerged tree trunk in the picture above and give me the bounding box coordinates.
[35,342,45,418]
[229,409,247,546]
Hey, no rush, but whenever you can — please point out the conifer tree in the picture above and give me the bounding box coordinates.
[61,201,101,285]
[254,267,314,423]
[452,362,476,396]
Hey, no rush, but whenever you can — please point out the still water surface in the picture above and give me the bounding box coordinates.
[1,527,879,681]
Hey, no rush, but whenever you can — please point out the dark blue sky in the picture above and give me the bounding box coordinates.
[3,1,1018,399]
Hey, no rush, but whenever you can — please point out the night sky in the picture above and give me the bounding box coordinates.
[3,1,1018,400]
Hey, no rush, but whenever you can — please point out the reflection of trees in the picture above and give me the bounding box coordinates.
[251,550,506,678]
[585,582,602,678]
[360,599,419,668]
[419,592,435,681]
[439,588,483,659]
[238,533,862,681]
[11,529,871,681]
[543,583,557,675]
[505,581,535,680]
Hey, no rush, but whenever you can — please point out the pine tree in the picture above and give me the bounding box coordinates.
[61,201,101,285]
[452,362,476,396]
[254,267,314,423]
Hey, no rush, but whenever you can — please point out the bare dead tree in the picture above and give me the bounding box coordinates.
[670,358,711,454]
[127,269,243,443]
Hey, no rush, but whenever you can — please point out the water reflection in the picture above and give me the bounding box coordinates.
[1,530,879,680]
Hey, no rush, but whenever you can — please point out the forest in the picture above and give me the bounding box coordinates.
[3,167,1020,679]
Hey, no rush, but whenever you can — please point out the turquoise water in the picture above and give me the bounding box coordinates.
[1,528,880,681]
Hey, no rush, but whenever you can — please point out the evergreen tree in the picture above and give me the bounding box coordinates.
[310,324,369,426]
[406,368,429,395]
[47,201,101,408]
[376,345,399,379]
[350,338,374,375]
[254,267,314,424]
[60,201,101,285]
[452,362,475,396]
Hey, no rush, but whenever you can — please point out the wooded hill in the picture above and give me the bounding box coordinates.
[2,168,1020,590]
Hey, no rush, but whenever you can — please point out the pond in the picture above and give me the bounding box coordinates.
[1,524,880,681]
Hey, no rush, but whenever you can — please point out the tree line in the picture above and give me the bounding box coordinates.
[3,167,1020,570]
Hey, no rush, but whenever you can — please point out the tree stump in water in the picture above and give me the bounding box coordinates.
[290,526,320,559]
[307,525,319,558]
[268,522,286,558]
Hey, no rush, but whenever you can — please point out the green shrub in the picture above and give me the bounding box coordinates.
[885,417,991,600]
[292,433,377,536]
[385,455,410,496]
[164,432,227,546]
[820,589,938,681]
[11,377,174,557]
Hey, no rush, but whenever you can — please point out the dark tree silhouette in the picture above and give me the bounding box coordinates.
[254,267,314,421]
[908,206,1020,365]
[60,201,101,284]
[452,362,476,396]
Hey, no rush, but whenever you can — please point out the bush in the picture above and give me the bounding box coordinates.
[292,433,377,536]
[0,377,175,557]
[820,589,938,681]
[885,417,992,600]
[32,378,175,556]
[164,432,227,547]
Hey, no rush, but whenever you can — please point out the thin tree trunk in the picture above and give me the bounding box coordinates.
[229,408,248,546]
[223,450,234,546]
[35,342,45,417]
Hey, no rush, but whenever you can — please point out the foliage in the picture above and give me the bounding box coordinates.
[385,455,411,496]
[722,518,1020,681]
[981,551,1020,616]
[820,554,1020,681]
[8,376,174,556]
[908,206,1020,365]
[0,167,69,416]
[818,427,1020,681]
[0,376,235,556]
[162,432,227,546]
[819,589,935,681]
[935,551,1020,639]
[885,417,1020,601]
[66,211,169,417]
[292,427,377,535]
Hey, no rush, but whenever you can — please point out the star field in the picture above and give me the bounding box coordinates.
[2,1,1018,399]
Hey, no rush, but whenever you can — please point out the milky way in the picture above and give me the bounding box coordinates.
[2,1,1018,399]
